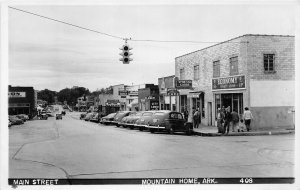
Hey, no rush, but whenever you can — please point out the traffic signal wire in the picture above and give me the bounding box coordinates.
[8,6,125,40]
[9,6,247,44]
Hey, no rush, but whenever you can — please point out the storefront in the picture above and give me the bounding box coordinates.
[212,75,246,119]
[8,86,36,118]
[105,99,121,114]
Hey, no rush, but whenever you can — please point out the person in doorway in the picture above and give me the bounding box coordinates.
[193,108,200,128]
[243,107,254,131]
[217,108,225,133]
[223,106,232,134]
[231,109,240,132]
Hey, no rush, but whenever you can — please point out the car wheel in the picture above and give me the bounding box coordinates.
[150,129,155,133]
[130,126,134,130]
[139,127,143,131]
[186,129,192,136]
[116,124,119,127]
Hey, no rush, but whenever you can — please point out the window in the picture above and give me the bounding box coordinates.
[193,65,200,80]
[213,61,220,78]
[264,54,275,72]
[230,56,238,75]
[180,68,185,80]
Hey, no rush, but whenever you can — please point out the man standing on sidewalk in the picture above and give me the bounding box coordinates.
[224,106,232,134]
[231,109,240,132]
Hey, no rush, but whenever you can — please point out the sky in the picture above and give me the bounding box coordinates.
[7,3,296,92]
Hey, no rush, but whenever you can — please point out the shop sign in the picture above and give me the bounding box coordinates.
[150,101,159,110]
[145,96,155,100]
[167,88,179,96]
[107,99,120,104]
[212,75,246,91]
[175,80,193,89]
[8,92,26,98]
[119,90,129,96]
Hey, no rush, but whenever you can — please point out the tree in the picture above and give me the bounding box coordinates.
[57,87,91,106]
[37,89,57,104]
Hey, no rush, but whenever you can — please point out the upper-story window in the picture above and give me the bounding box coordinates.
[180,68,185,80]
[264,54,275,72]
[230,56,238,76]
[213,60,220,78]
[193,65,199,80]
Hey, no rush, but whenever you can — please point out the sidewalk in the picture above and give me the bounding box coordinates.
[192,124,295,137]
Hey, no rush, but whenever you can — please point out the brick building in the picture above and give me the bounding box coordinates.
[8,85,37,117]
[175,34,294,130]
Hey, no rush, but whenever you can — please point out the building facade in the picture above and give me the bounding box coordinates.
[158,75,176,111]
[8,85,36,117]
[175,34,294,130]
[138,84,159,111]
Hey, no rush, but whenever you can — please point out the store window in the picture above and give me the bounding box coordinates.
[213,61,220,78]
[230,56,238,76]
[194,65,199,80]
[264,54,275,72]
[180,68,185,80]
[215,93,243,118]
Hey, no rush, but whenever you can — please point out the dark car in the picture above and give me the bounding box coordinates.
[9,115,24,125]
[112,111,132,127]
[90,113,101,123]
[147,110,192,135]
[56,113,63,120]
[100,113,116,125]
[134,111,156,131]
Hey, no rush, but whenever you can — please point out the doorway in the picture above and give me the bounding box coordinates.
[215,93,243,118]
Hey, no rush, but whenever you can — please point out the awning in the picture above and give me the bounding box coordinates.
[127,99,138,108]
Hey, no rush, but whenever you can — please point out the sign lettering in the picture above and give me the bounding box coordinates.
[175,80,193,89]
[212,75,245,90]
[8,92,26,98]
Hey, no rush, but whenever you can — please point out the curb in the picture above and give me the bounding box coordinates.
[193,130,295,137]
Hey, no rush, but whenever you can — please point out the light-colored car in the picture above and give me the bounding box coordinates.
[100,113,116,125]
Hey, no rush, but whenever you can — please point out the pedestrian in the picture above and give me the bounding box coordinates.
[183,108,189,121]
[217,108,225,133]
[243,107,254,131]
[239,119,246,132]
[223,106,232,134]
[231,109,240,132]
[193,108,200,128]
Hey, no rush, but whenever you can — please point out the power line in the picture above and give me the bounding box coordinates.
[8,6,125,40]
[9,6,247,44]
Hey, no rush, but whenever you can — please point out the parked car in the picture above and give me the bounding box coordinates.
[56,113,63,120]
[118,112,138,128]
[9,115,24,125]
[134,111,156,131]
[90,113,101,123]
[112,111,132,127]
[100,113,116,125]
[121,112,144,129]
[147,110,192,135]
[15,114,28,122]
[84,112,97,121]
[46,111,54,117]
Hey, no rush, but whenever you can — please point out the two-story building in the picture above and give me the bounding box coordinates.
[175,34,294,130]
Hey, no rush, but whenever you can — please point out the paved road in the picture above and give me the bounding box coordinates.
[9,111,295,179]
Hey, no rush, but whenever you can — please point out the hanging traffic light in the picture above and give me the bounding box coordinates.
[119,43,132,64]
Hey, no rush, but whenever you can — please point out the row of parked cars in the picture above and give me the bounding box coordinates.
[81,110,193,135]
[8,114,29,127]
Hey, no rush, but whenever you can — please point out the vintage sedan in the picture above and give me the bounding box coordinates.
[56,113,63,120]
[124,111,144,129]
[147,110,192,135]
[84,112,97,121]
[100,113,116,125]
[9,115,24,125]
[112,111,132,127]
[90,113,101,123]
[118,112,138,128]
[134,111,156,131]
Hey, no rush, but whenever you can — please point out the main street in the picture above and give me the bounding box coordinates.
[9,111,294,179]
